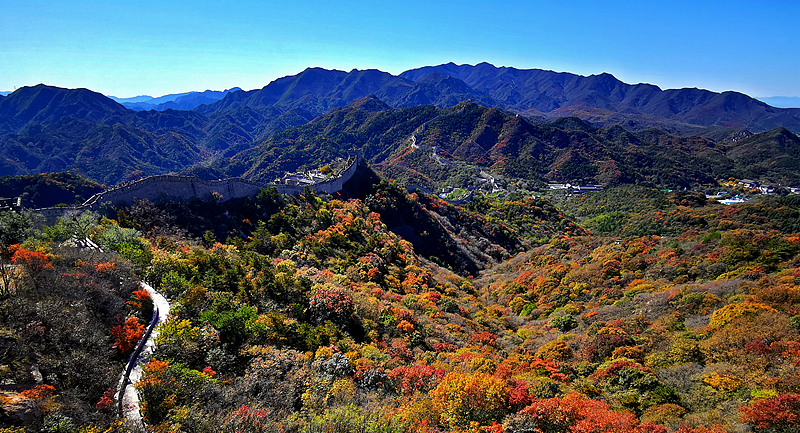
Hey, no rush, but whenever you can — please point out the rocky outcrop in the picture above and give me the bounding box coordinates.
[0,391,41,425]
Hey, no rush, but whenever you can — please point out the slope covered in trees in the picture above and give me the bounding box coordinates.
[1,177,799,432]
[0,211,151,431]
[221,100,800,190]
[0,172,103,208]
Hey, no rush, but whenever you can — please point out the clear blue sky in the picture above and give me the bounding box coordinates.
[2,0,798,99]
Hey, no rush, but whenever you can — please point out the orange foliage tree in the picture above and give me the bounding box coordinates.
[11,246,53,290]
[127,288,154,320]
[111,316,145,353]
[20,384,55,401]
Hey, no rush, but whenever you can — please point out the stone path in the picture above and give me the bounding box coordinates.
[116,282,170,431]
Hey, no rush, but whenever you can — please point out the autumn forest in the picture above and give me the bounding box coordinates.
[1,167,799,433]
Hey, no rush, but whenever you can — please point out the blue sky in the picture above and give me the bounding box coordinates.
[2,0,798,99]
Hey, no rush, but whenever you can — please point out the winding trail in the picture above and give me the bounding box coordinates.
[116,281,170,431]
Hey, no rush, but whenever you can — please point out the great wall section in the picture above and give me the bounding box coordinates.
[34,153,362,223]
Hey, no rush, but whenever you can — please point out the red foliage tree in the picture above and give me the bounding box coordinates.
[433,342,458,353]
[389,364,446,395]
[309,286,354,324]
[530,358,568,382]
[509,393,667,433]
[389,341,414,363]
[740,393,800,431]
[95,389,116,411]
[508,379,534,410]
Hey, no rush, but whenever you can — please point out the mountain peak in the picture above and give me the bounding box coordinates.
[0,84,125,133]
[349,95,391,112]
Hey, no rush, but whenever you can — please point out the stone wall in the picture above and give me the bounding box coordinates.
[34,153,362,224]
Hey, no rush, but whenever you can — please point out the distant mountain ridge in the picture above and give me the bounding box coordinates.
[110,87,242,111]
[0,85,209,183]
[0,84,128,134]
[195,68,492,116]
[399,62,800,133]
[194,62,800,134]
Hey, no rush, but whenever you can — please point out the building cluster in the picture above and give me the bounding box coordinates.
[736,179,775,194]
[438,187,472,203]
[274,155,357,186]
[547,183,604,194]
[710,178,800,205]
[275,171,328,186]
[0,196,22,212]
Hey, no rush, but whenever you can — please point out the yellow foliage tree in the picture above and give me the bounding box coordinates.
[431,372,509,430]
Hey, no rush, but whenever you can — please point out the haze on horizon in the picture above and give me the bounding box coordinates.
[2,0,798,101]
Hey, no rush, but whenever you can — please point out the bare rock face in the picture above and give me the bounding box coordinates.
[0,391,41,425]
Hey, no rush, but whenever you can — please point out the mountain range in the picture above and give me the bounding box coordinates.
[400,63,800,132]
[192,63,800,135]
[0,63,799,187]
[109,87,242,111]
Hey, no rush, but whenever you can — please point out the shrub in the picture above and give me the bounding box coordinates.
[223,405,281,433]
[136,359,216,425]
[201,306,257,348]
[708,302,777,329]
[612,346,646,364]
[535,339,573,361]
[154,319,201,363]
[471,331,498,347]
[551,314,578,332]
[319,353,354,379]
[640,404,687,429]
[505,393,665,433]
[389,364,445,395]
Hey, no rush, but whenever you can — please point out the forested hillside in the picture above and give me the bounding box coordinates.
[0,173,103,208]
[220,100,800,190]
[1,171,799,432]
